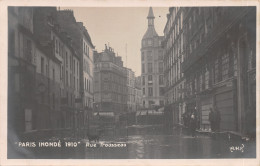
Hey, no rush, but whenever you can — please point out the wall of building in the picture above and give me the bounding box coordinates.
[141,8,165,109]
[93,47,127,118]
[181,7,256,134]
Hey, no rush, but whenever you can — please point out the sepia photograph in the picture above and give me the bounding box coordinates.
[1,0,259,165]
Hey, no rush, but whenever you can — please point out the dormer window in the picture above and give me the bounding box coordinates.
[148,39,152,46]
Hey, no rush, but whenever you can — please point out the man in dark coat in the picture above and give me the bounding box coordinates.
[215,107,221,132]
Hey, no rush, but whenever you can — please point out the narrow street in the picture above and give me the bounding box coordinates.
[28,125,255,159]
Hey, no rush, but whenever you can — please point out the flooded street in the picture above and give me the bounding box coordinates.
[24,125,256,159]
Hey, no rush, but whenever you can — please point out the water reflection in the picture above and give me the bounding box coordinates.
[22,125,255,159]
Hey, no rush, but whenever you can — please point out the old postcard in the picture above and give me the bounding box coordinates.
[0,0,259,165]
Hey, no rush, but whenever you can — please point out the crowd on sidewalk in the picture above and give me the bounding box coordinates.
[181,106,255,140]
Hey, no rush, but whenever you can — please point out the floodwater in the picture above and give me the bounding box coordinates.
[11,125,256,159]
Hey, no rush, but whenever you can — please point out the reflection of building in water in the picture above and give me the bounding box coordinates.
[93,46,127,121]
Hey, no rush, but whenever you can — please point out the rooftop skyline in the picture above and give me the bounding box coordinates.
[60,7,168,76]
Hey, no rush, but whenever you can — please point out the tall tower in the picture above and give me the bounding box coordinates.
[141,7,165,109]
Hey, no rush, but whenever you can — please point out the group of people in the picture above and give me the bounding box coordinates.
[182,106,221,137]
[182,107,199,137]
[209,107,221,132]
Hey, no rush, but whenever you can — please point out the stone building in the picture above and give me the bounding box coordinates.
[163,7,185,126]
[134,76,142,111]
[33,7,82,135]
[93,46,127,121]
[141,7,165,109]
[8,7,38,139]
[181,7,256,134]
[126,68,136,112]
[56,10,95,133]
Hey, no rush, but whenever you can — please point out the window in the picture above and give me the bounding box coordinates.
[141,52,144,61]
[148,19,153,26]
[60,66,62,80]
[77,62,79,76]
[159,75,164,85]
[85,78,86,90]
[148,63,153,73]
[84,42,85,53]
[148,39,152,46]
[46,64,48,77]
[205,68,209,89]
[142,76,145,85]
[53,68,55,81]
[189,18,192,29]
[70,56,72,70]
[52,93,55,109]
[142,63,145,73]
[159,100,164,106]
[147,51,152,57]
[222,53,229,80]
[214,59,219,83]
[66,52,68,67]
[159,62,163,73]
[41,57,44,74]
[87,79,89,91]
[73,59,75,74]
[148,87,153,96]
[143,88,145,95]
[55,39,58,53]
[74,76,75,89]
[159,87,164,96]
[66,70,68,86]
[8,29,15,56]
[158,50,163,60]
[25,40,32,62]
[148,75,153,81]
[149,100,154,106]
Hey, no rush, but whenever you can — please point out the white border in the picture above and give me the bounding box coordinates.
[0,0,259,166]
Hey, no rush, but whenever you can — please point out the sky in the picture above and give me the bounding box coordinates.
[61,7,168,76]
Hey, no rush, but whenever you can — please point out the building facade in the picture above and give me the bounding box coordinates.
[8,7,37,139]
[33,7,82,136]
[8,7,96,140]
[126,68,136,112]
[181,7,256,134]
[56,10,95,133]
[93,46,127,121]
[134,76,142,111]
[141,7,165,109]
[163,7,185,126]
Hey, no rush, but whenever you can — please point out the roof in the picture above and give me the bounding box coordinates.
[147,7,155,18]
[142,7,158,40]
[142,26,158,39]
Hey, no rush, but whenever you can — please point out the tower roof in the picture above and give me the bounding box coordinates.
[147,7,155,19]
[142,7,158,40]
